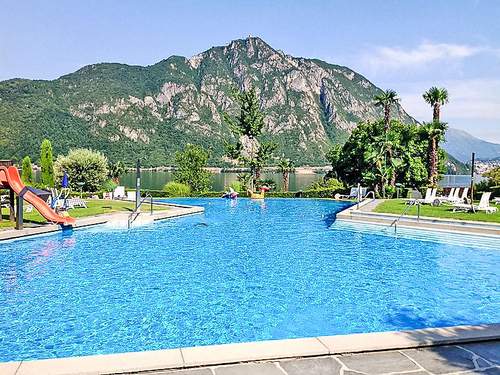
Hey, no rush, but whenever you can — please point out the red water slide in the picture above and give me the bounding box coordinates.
[0,166,75,226]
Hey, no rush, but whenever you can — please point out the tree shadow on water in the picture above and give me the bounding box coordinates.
[323,212,338,228]
[385,308,457,330]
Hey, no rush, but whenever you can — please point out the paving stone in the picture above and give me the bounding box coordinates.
[344,372,429,375]
[279,357,342,375]
[462,341,500,365]
[153,369,212,375]
[402,346,476,374]
[481,368,500,375]
[214,363,282,375]
[338,351,418,374]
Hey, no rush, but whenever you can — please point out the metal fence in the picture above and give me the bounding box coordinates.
[439,174,485,187]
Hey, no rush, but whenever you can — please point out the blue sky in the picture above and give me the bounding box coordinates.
[1,0,499,142]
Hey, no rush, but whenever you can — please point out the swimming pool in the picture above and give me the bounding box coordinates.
[0,198,499,362]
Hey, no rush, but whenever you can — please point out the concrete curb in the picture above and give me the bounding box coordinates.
[0,203,204,242]
[336,200,500,237]
[2,324,498,375]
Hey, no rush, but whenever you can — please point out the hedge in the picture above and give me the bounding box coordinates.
[136,188,346,199]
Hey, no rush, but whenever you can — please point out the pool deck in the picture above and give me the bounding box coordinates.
[1,324,498,375]
[0,202,204,241]
[337,199,500,237]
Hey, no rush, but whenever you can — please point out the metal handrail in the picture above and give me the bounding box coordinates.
[389,200,421,233]
[128,193,153,229]
[363,191,375,200]
[356,190,375,209]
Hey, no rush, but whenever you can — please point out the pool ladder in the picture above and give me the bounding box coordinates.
[389,201,421,234]
[128,193,153,229]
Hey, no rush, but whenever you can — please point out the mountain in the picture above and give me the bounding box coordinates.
[443,128,500,163]
[0,37,418,167]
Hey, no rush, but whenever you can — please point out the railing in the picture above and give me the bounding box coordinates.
[389,200,420,234]
[356,190,375,210]
[127,193,153,229]
[363,191,375,200]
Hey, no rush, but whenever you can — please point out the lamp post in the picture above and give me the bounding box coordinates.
[470,152,475,211]
[135,159,141,210]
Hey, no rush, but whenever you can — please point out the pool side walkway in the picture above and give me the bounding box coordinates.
[337,199,500,237]
[2,324,498,375]
[149,341,500,375]
[0,202,204,241]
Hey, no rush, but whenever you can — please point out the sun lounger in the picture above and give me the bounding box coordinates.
[405,187,437,205]
[457,187,469,204]
[453,192,498,214]
[65,198,87,209]
[440,187,469,205]
[435,188,455,204]
[335,187,367,200]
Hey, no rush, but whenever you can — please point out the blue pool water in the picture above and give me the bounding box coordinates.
[0,198,499,361]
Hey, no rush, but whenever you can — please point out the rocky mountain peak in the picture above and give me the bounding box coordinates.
[0,37,416,166]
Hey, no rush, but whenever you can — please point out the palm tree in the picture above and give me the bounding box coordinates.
[423,87,449,122]
[422,87,449,185]
[277,158,295,192]
[422,122,448,185]
[374,89,400,131]
[374,89,400,187]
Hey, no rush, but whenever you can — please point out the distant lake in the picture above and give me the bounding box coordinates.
[32,169,481,192]
[119,171,324,191]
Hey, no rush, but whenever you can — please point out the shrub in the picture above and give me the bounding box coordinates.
[228,180,243,192]
[21,156,34,185]
[54,148,109,192]
[383,185,396,198]
[101,179,118,193]
[163,182,191,197]
[40,139,55,187]
[308,177,344,191]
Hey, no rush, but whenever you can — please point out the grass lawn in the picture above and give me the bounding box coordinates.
[0,200,167,229]
[373,199,500,223]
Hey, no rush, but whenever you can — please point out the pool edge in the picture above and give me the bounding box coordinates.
[0,203,204,242]
[5,323,499,375]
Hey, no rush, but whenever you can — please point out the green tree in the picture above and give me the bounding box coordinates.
[484,166,500,186]
[423,87,449,122]
[21,156,34,185]
[40,139,55,187]
[108,161,126,183]
[326,120,431,197]
[54,148,109,191]
[422,121,448,185]
[173,144,211,193]
[223,87,277,190]
[277,158,295,192]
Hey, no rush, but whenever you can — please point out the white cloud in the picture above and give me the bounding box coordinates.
[363,42,484,71]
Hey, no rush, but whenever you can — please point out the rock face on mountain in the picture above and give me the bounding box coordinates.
[0,37,415,166]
